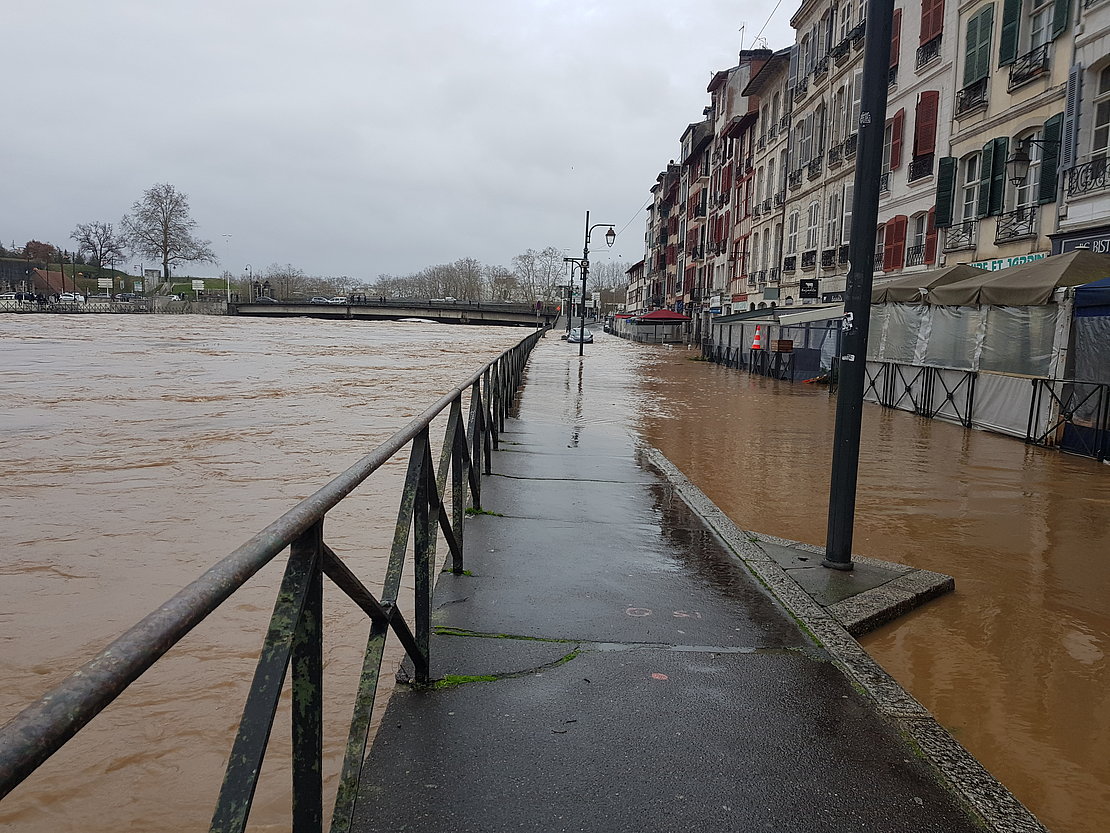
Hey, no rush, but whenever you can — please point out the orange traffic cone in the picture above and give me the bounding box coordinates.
[751,324,763,350]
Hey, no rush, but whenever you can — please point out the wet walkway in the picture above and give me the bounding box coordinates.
[350,337,1042,833]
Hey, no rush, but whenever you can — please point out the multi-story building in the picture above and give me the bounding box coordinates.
[1052,0,1110,254]
[639,163,681,313]
[934,0,1070,264]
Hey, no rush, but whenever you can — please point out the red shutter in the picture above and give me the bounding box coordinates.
[890,9,902,67]
[914,91,939,156]
[892,215,908,270]
[891,109,905,170]
[722,164,733,192]
[920,0,944,43]
[924,207,938,264]
[883,220,898,272]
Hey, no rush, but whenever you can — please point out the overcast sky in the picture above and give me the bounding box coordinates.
[6,1,794,282]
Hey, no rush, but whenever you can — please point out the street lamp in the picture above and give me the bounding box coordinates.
[563,211,616,356]
[245,265,253,301]
[1006,137,1060,186]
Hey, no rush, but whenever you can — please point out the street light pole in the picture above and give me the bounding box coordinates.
[245,265,253,302]
[564,211,617,356]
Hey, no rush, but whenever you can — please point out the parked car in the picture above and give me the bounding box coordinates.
[327,296,348,304]
[113,293,139,302]
[308,297,332,304]
[567,327,594,344]
[57,292,86,303]
[254,296,280,303]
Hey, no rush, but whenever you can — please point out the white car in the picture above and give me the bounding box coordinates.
[57,292,85,303]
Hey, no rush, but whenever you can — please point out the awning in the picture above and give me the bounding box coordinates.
[1075,276,1110,316]
[928,249,1110,306]
[871,264,990,304]
[633,309,690,322]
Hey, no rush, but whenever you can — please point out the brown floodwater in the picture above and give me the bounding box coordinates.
[0,314,529,832]
[636,343,1110,833]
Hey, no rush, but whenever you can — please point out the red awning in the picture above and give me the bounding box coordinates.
[635,309,691,322]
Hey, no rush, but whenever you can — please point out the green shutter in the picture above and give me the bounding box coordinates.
[977,141,994,218]
[1052,0,1071,38]
[936,157,957,228]
[989,137,1008,215]
[964,6,995,85]
[1039,113,1063,204]
[963,13,980,86]
[999,0,1021,66]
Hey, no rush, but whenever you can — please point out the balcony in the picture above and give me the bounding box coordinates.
[832,39,851,64]
[874,250,884,271]
[801,250,818,270]
[769,123,779,140]
[690,245,705,260]
[1066,158,1110,197]
[788,169,804,190]
[1009,43,1051,89]
[820,249,836,268]
[828,143,843,167]
[879,171,891,193]
[774,190,786,206]
[747,275,758,287]
[694,203,707,217]
[783,255,798,273]
[745,156,754,172]
[916,35,942,69]
[753,203,762,218]
[761,198,772,214]
[888,65,898,88]
[955,77,988,117]
[754,269,767,284]
[768,267,781,283]
[795,77,810,102]
[838,245,850,264]
[851,21,866,46]
[813,55,830,77]
[905,244,926,267]
[995,205,1038,243]
[757,134,767,151]
[779,114,790,132]
[908,152,935,181]
[843,133,858,158]
[944,220,977,251]
[808,156,824,179]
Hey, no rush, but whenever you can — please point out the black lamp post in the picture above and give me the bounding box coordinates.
[563,211,616,356]
[1006,137,1059,186]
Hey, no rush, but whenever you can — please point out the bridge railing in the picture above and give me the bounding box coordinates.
[0,328,547,832]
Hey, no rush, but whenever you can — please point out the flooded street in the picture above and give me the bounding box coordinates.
[2,320,1107,833]
[637,343,1110,833]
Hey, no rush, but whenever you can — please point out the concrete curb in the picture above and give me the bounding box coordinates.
[641,446,1049,833]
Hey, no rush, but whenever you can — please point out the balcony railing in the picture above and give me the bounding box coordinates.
[779,114,790,132]
[808,156,824,179]
[843,133,858,158]
[820,249,836,267]
[1066,158,1110,197]
[801,250,818,269]
[851,21,866,45]
[795,77,810,101]
[757,134,767,151]
[768,267,781,283]
[813,55,830,77]
[838,244,850,264]
[754,269,767,284]
[774,190,786,206]
[908,152,935,181]
[995,205,1038,243]
[874,251,884,271]
[879,171,891,193]
[1009,43,1051,89]
[783,255,798,272]
[788,169,804,190]
[828,143,843,167]
[694,203,707,217]
[753,203,763,218]
[761,198,772,213]
[769,123,779,139]
[832,39,851,64]
[888,65,898,88]
[905,243,926,267]
[916,35,942,69]
[955,77,988,117]
[944,220,977,251]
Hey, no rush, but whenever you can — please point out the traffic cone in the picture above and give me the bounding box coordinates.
[751,324,762,350]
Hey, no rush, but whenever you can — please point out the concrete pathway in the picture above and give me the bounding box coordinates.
[351,333,1045,833]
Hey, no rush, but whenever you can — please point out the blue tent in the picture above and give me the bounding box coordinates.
[1075,276,1110,317]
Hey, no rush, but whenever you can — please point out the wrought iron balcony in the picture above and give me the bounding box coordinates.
[955,77,988,117]
[747,275,758,287]
[843,133,858,158]
[795,77,810,101]
[908,153,935,181]
[761,198,772,213]
[995,205,1038,243]
[783,255,798,273]
[874,251,885,271]
[916,35,942,69]
[944,220,977,251]
[757,134,766,151]
[754,269,767,284]
[1009,43,1051,89]
[814,55,830,77]
[753,203,763,218]
[694,203,707,217]
[808,156,824,179]
[690,245,705,259]
[746,156,754,172]
[879,171,891,193]
[769,123,778,139]
[768,267,781,283]
[838,245,850,264]
[801,250,818,269]
[832,39,851,64]
[788,169,804,190]
[821,249,836,267]
[851,21,866,45]
[888,65,898,88]
[828,143,843,167]
[1066,158,1110,197]
[905,244,926,267]
[774,190,786,206]
[779,114,790,132]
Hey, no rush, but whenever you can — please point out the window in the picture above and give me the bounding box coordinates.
[806,201,821,249]
[772,92,781,126]
[767,158,777,199]
[774,223,784,263]
[874,225,886,269]
[963,6,994,87]
[960,153,981,220]
[780,149,790,190]
[1028,0,1052,50]
[1093,66,1110,161]
[1011,129,1041,208]
[826,192,840,246]
[787,211,799,253]
[882,122,894,174]
[815,102,827,153]
[761,235,771,274]
[841,182,855,243]
[752,231,761,271]
[850,69,863,133]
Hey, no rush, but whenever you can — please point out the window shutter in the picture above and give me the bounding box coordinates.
[989,137,1008,215]
[921,0,944,44]
[788,44,799,90]
[883,219,896,271]
[892,216,908,269]
[935,157,957,227]
[891,109,905,169]
[891,9,902,67]
[1039,113,1064,204]
[999,0,1021,66]
[924,207,938,263]
[842,182,855,243]
[1062,64,1083,170]
[977,141,995,218]
[1052,0,1071,38]
[914,91,940,156]
[964,7,994,86]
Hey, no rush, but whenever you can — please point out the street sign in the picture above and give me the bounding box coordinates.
[191,280,205,291]
[97,278,112,289]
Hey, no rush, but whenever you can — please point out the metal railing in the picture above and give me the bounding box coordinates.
[1027,379,1110,461]
[906,243,927,266]
[916,35,942,69]
[783,255,798,272]
[879,171,891,193]
[955,77,988,117]
[995,205,1037,243]
[802,250,818,269]
[0,329,546,832]
[1009,43,1050,89]
[821,249,836,268]
[808,156,824,179]
[909,152,935,181]
[944,220,977,251]
[1065,158,1110,197]
[843,133,859,158]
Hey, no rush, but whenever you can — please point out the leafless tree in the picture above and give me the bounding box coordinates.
[71,221,127,267]
[122,183,216,280]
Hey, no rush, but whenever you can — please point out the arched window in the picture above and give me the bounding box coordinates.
[908,212,928,265]
[786,295,796,306]
[787,211,800,253]
[806,201,821,250]
[1010,129,1041,210]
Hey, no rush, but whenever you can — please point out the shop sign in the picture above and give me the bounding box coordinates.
[968,252,1048,270]
[822,291,845,303]
[1054,230,1110,255]
[800,279,819,299]
[731,293,748,302]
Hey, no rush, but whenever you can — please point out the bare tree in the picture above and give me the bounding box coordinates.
[485,265,521,301]
[122,183,216,280]
[71,221,127,268]
[264,263,310,299]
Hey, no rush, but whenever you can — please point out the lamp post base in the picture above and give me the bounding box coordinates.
[821,558,855,572]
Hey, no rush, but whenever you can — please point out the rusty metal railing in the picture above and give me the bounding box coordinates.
[0,327,546,832]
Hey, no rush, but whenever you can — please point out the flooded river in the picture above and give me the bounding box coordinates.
[2,319,1107,833]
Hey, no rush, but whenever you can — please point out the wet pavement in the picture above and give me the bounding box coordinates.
[351,335,1042,833]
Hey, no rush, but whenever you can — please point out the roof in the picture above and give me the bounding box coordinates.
[722,110,758,139]
[871,265,990,304]
[741,49,792,96]
[633,309,691,322]
[927,249,1110,306]
[707,68,735,93]
[625,258,646,275]
[31,269,66,294]
[680,120,712,165]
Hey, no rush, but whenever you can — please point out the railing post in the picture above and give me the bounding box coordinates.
[451,398,467,573]
[413,429,432,685]
[291,522,323,833]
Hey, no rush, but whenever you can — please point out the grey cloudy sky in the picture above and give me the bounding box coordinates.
[7,1,793,282]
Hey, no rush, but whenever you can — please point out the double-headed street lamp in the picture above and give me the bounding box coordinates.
[563,211,616,356]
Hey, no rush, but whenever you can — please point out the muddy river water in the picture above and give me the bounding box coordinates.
[1,317,1107,833]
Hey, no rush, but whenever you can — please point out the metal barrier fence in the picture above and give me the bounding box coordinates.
[1027,378,1110,462]
[0,328,546,832]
